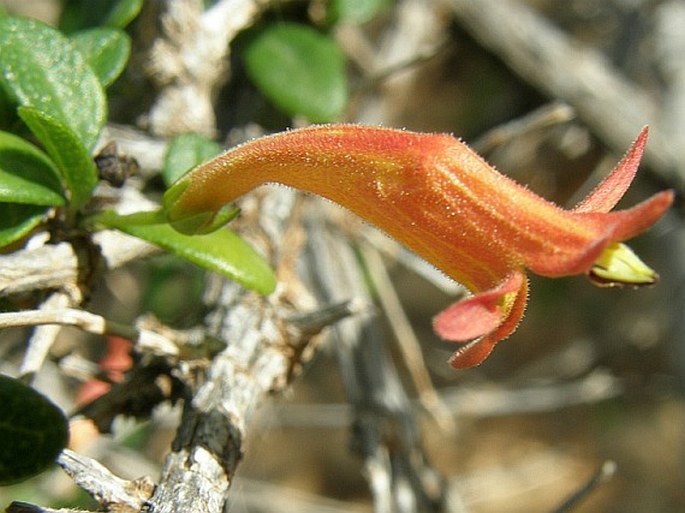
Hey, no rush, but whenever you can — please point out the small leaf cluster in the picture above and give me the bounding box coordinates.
[0,4,276,295]
[0,12,126,244]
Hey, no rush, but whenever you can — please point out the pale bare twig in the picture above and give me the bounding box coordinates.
[0,308,131,338]
[471,102,577,155]
[5,503,90,513]
[19,292,74,382]
[2,187,162,383]
[145,0,269,136]
[303,203,461,513]
[0,308,192,362]
[59,449,154,513]
[5,449,155,513]
[360,245,455,434]
[550,461,617,513]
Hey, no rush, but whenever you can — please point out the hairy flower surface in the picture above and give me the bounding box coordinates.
[164,125,673,368]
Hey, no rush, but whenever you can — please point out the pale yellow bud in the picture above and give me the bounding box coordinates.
[589,242,658,287]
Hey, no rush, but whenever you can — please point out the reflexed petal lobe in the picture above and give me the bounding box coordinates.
[446,272,529,369]
[434,271,524,342]
[573,127,648,213]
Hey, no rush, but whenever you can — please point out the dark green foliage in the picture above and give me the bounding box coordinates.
[0,375,69,485]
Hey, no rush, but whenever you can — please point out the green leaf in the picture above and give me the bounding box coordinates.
[244,23,348,122]
[327,0,392,25]
[18,106,98,209]
[71,28,131,88]
[60,0,142,32]
[163,133,221,187]
[0,16,107,150]
[103,0,143,29]
[0,374,69,485]
[0,131,65,206]
[98,210,277,295]
[0,203,49,248]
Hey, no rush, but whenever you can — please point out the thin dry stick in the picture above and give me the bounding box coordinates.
[550,461,617,513]
[304,206,461,513]
[0,188,159,298]
[58,449,155,513]
[471,102,576,154]
[360,245,455,433]
[0,308,184,360]
[444,0,684,191]
[0,308,130,337]
[6,450,154,513]
[1,187,160,381]
[5,503,90,513]
[19,292,73,382]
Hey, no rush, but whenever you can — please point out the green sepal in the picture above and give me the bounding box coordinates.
[163,133,221,187]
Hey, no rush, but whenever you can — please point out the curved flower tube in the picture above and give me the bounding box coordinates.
[164,125,673,369]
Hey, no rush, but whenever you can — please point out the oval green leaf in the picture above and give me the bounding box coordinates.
[99,211,276,295]
[244,23,348,122]
[0,203,50,248]
[0,374,69,484]
[0,16,106,150]
[0,131,65,206]
[163,133,221,187]
[71,28,131,88]
[18,106,98,209]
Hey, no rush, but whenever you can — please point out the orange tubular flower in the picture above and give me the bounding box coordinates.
[164,125,673,369]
